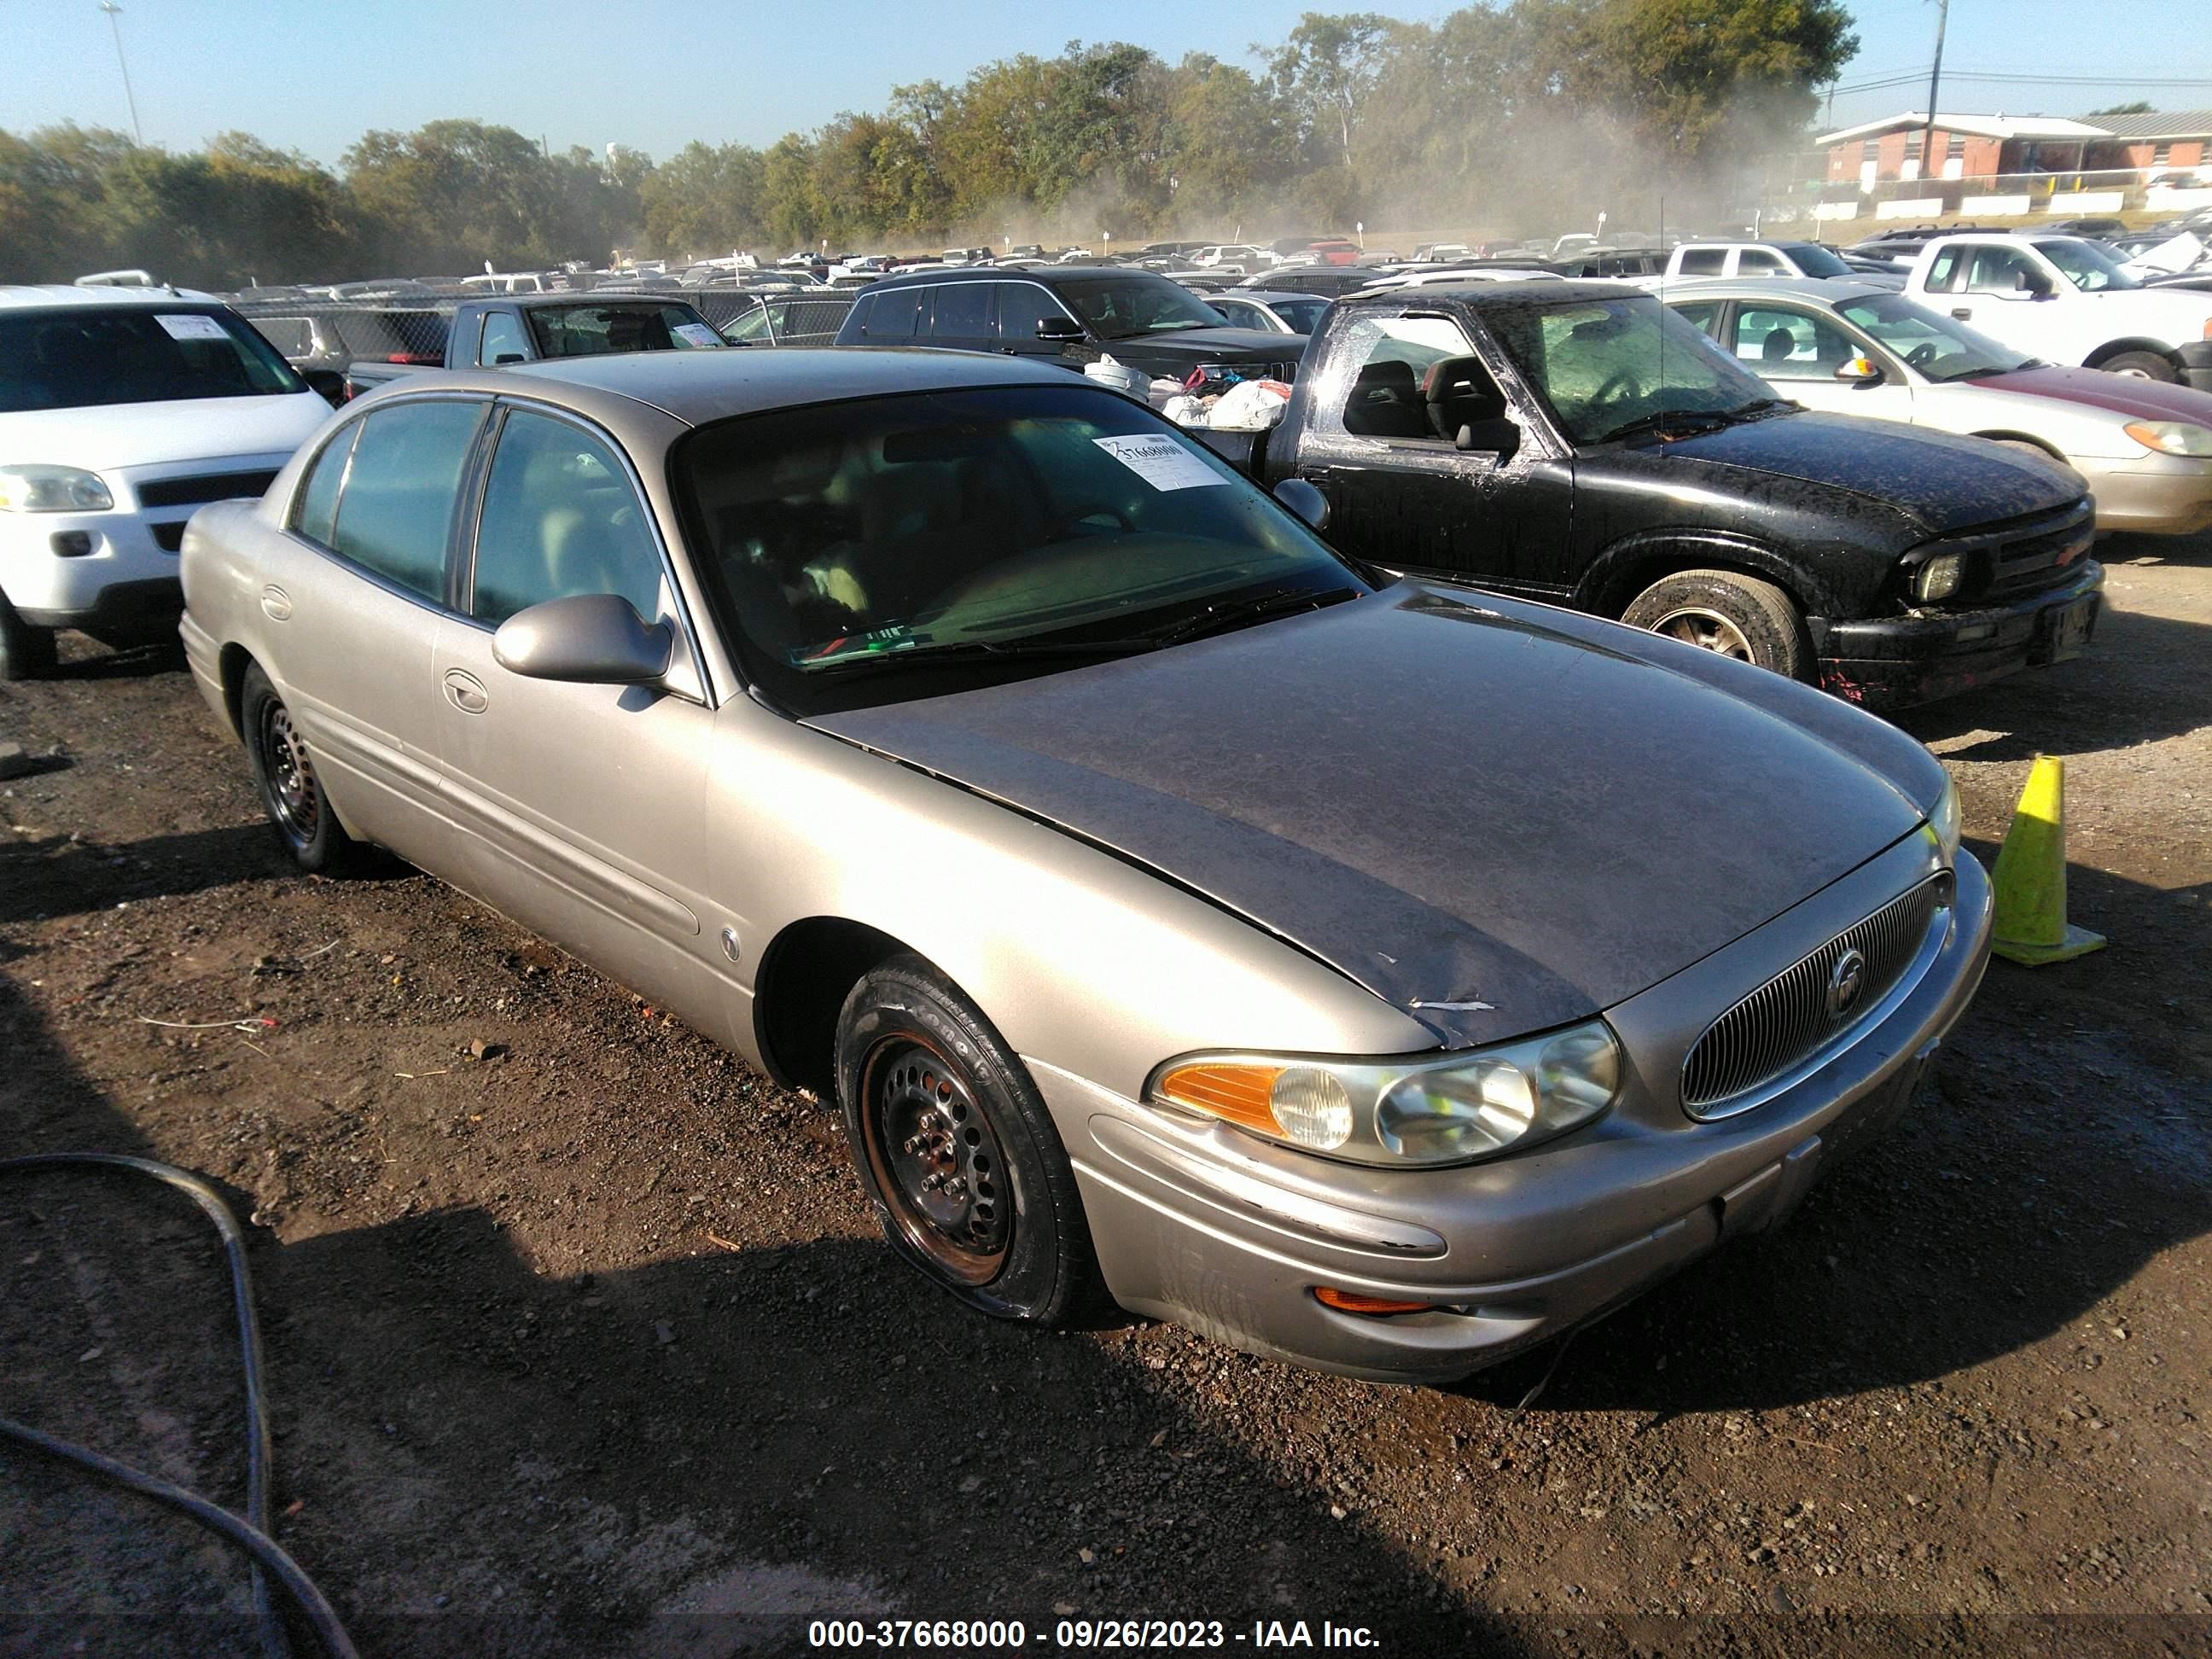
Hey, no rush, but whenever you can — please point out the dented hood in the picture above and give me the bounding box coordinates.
[809,585,1925,1042]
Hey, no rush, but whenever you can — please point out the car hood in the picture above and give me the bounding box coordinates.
[0,391,329,472]
[1970,364,2212,424]
[1098,327,1304,364]
[1644,410,2081,534]
[810,584,1927,1044]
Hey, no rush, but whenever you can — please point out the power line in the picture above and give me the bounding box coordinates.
[1833,67,2212,95]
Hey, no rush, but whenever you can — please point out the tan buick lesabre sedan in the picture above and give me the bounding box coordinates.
[179,349,1991,1385]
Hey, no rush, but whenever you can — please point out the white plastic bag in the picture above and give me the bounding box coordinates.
[1161,393,1209,428]
[1147,376,1184,410]
[1206,379,1291,431]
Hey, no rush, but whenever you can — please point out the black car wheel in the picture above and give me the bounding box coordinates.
[0,594,58,682]
[239,661,364,873]
[836,954,1103,1324]
[1621,568,1810,680]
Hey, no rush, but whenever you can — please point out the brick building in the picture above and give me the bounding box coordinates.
[2081,109,2212,177]
[1818,113,2108,187]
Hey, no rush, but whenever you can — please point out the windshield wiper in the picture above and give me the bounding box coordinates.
[1143,585,1361,648]
[803,636,1158,675]
[1593,409,1733,445]
[1722,397,1794,419]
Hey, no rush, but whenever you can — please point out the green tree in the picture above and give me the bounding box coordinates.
[1260,12,1392,166]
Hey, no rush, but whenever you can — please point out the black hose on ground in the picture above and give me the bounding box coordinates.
[0,1152,360,1659]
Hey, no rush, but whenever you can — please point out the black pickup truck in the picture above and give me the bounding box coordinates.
[342,293,725,398]
[1203,281,2102,707]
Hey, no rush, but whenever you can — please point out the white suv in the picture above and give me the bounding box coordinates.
[0,285,329,678]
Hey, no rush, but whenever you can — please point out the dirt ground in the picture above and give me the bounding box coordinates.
[2,529,2206,1659]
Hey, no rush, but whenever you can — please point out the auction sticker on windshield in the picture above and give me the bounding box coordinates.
[1092,434,1225,492]
[672,322,722,348]
[155,313,230,341]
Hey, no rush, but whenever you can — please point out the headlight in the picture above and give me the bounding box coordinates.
[1149,1019,1621,1167]
[0,465,113,513]
[1912,551,1965,603]
[1928,773,1962,864]
[2122,419,2212,458]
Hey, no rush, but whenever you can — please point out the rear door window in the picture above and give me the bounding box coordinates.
[927,282,995,343]
[861,286,925,342]
[327,399,486,602]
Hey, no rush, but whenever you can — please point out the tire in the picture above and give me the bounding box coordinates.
[2097,350,2178,383]
[0,593,58,682]
[835,953,1104,1325]
[1620,568,1811,680]
[238,661,365,874]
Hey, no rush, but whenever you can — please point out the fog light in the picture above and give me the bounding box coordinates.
[50,530,94,557]
[1313,1288,1434,1316]
[1913,552,1965,602]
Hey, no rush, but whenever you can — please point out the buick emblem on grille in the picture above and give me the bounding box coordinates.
[1827,948,1868,1018]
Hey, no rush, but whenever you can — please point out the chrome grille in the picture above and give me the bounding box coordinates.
[1681,878,1947,1115]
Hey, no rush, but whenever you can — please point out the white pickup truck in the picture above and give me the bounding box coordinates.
[1901,233,2212,388]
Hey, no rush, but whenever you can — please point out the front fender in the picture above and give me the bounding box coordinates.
[1576,527,1850,618]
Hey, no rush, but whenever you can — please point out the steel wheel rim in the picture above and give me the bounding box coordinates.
[1650,606,1755,661]
[859,1035,1010,1284]
[257,701,321,846]
[2110,364,2156,381]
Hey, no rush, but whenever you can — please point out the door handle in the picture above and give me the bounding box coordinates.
[1950,307,1972,320]
[442,667,488,714]
[259,585,291,621]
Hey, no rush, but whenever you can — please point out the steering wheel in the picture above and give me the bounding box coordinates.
[1904,341,1940,370]
[1585,369,1644,418]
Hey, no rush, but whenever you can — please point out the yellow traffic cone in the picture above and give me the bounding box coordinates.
[1989,754,2104,966]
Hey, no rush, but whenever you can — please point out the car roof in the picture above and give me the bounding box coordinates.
[1218,288,1328,304]
[494,344,1077,427]
[0,283,224,310]
[1338,277,1643,310]
[1648,276,1898,303]
[864,265,1148,289]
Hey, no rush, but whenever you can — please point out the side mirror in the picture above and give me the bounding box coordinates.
[1834,355,1885,386]
[300,368,345,406]
[1034,316,1086,342]
[1453,417,1521,460]
[492,593,672,685]
[2015,267,2054,299]
[1272,476,1330,533]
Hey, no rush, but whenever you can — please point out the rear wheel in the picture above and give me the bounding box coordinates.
[239,662,365,873]
[0,594,58,682]
[2098,350,2178,383]
[1620,568,1810,680]
[835,953,1103,1324]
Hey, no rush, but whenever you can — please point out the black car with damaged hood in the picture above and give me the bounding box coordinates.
[1201,281,2101,707]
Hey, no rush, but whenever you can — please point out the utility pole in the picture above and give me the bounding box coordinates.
[1918,0,1951,178]
[99,0,143,145]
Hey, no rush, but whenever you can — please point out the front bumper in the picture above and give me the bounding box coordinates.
[2180,339,2212,395]
[1,506,188,632]
[2078,452,2212,537]
[1811,560,2104,710]
[1034,834,1993,1386]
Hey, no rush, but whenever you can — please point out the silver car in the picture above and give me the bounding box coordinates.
[1662,276,2212,537]
[178,349,1991,1385]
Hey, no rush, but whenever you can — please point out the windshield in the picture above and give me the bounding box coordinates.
[1778,242,1853,277]
[673,384,1365,713]
[1060,276,1235,339]
[524,304,723,356]
[2031,238,2141,292]
[1268,298,1330,335]
[1833,292,2034,381]
[0,307,306,412]
[1485,294,1783,445]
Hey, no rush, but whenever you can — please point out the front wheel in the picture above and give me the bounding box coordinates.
[0,593,58,682]
[835,954,1103,1324]
[239,662,365,874]
[1621,568,1811,680]
[2098,350,2178,383]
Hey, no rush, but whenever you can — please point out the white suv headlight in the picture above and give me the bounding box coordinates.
[0,465,113,513]
[1148,1020,1621,1167]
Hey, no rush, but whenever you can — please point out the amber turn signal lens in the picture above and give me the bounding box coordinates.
[1313,1287,1434,1316]
[1155,1062,1284,1136]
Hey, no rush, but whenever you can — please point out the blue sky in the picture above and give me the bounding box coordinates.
[8,0,2210,164]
